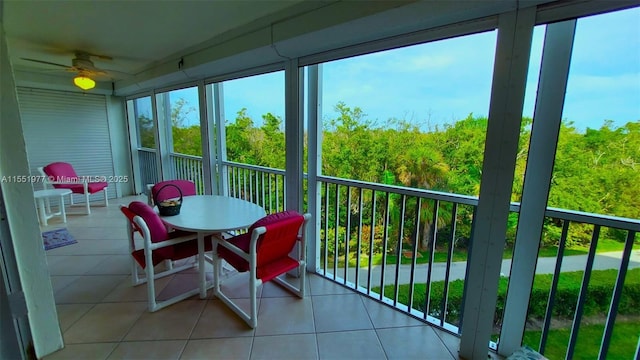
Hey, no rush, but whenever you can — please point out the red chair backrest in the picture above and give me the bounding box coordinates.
[43,162,79,183]
[127,201,169,243]
[251,211,304,266]
[152,180,197,202]
[121,206,143,234]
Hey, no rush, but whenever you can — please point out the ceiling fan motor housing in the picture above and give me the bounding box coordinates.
[72,57,95,70]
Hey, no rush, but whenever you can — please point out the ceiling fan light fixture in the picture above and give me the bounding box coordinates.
[73,75,95,90]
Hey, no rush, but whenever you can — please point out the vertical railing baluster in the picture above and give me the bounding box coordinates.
[355,188,364,289]
[261,172,266,209]
[540,218,571,354]
[323,182,329,276]
[233,167,238,197]
[249,170,254,203]
[598,230,636,359]
[334,183,340,279]
[242,169,247,200]
[276,176,281,212]
[344,186,351,284]
[234,166,238,197]
[253,171,258,206]
[424,199,439,319]
[379,191,391,300]
[367,190,377,295]
[441,203,458,326]
[393,195,407,306]
[236,167,241,198]
[408,197,421,312]
[282,174,286,212]
[267,174,272,213]
[566,225,601,360]
[199,159,204,194]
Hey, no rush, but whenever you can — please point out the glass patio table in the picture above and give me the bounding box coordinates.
[157,195,266,298]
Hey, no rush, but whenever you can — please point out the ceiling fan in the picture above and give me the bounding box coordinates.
[21,51,115,90]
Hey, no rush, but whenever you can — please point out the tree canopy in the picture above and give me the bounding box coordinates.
[162,98,639,247]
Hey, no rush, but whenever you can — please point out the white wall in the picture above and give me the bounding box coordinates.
[0,24,63,358]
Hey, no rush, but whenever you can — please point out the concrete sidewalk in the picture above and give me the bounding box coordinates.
[333,250,640,287]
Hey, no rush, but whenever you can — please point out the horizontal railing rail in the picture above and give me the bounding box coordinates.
[545,207,640,231]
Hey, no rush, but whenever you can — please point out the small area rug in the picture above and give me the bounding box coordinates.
[42,228,77,250]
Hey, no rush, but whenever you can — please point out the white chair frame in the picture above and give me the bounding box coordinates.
[38,167,108,214]
[122,205,209,312]
[213,213,311,328]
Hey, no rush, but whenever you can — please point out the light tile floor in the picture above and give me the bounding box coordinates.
[42,195,463,360]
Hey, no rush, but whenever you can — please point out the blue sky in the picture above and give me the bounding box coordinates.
[164,7,638,132]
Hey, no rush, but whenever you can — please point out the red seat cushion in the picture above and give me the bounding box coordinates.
[218,211,304,281]
[126,201,213,269]
[43,162,107,194]
[55,181,107,194]
[129,201,168,243]
[152,180,197,202]
[43,162,78,179]
[248,210,301,235]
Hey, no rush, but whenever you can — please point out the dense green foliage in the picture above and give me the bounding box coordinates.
[142,99,639,253]
[375,268,640,326]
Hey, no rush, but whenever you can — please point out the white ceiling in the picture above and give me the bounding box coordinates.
[6,0,606,96]
[2,0,322,85]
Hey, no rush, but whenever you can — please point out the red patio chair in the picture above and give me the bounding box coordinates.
[150,179,197,205]
[214,210,311,328]
[38,162,108,214]
[121,201,213,312]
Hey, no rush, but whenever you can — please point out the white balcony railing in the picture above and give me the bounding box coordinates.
[169,153,205,194]
[315,175,640,359]
[137,148,159,186]
[223,161,286,214]
[134,153,640,358]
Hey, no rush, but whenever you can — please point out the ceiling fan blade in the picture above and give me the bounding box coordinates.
[75,51,113,61]
[21,58,72,69]
[89,53,113,61]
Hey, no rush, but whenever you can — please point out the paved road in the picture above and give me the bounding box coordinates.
[333,250,640,287]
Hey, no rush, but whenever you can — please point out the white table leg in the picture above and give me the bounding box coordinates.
[212,236,221,294]
[45,196,52,215]
[59,194,67,223]
[198,232,206,298]
[37,198,48,226]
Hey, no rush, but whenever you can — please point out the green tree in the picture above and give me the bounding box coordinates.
[138,114,155,148]
[170,98,201,156]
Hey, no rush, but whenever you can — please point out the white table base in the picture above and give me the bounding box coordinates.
[34,189,73,226]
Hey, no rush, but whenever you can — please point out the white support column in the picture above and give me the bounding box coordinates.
[198,81,214,195]
[459,7,535,360]
[162,92,175,179]
[285,58,304,212]
[498,19,576,356]
[213,83,227,196]
[150,93,164,182]
[306,64,323,272]
[126,100,142,194]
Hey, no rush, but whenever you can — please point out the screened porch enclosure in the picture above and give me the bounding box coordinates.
[123,5,640,360]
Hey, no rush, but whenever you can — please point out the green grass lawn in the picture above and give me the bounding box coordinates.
[330,237,638,268]
[521,321,640,360]
[380,238,635,266]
